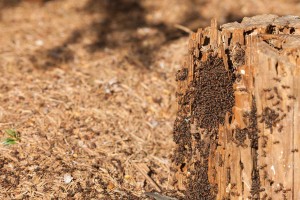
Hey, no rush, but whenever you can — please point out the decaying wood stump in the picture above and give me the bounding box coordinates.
[173,14,300,199]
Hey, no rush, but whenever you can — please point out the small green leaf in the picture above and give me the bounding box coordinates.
[3,138,17,145]
[2,129,20,145]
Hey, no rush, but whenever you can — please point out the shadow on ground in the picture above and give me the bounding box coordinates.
[33,0,207,70]
[29,0,245,70]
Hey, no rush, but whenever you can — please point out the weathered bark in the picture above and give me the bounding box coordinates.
[173,14,300,200]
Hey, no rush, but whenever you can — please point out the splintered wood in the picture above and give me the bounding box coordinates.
[173,15,300,200]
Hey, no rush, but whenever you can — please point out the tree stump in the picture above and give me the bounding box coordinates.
[173,14,300,200]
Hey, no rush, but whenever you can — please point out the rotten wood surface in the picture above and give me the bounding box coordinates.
[173,14,300,199]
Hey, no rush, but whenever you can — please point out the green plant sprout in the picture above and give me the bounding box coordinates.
[3,129,21,145]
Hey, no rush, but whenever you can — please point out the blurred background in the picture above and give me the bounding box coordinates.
[0,0,300,199]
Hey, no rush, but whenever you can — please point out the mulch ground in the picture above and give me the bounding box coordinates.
[0,0,300,199]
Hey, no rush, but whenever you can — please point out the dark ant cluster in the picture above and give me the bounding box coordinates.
[185,160,218,200]
[185,54,235,199]
[258,81,297,199]
[173,52,235,199]
[261,82,296,133]
[173,109,192,165]
[238,98,260,149]
[176,68,188,81]
[187,129,219,200]
[233,98,262,199]
[247,98,261,199]
[259,107,280,133]
[192,55,235,129]
[173,68,196,166]
[234,127,248,147]
[186,155,217,199]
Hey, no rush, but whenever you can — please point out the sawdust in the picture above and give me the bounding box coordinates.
[0,0,186,199]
